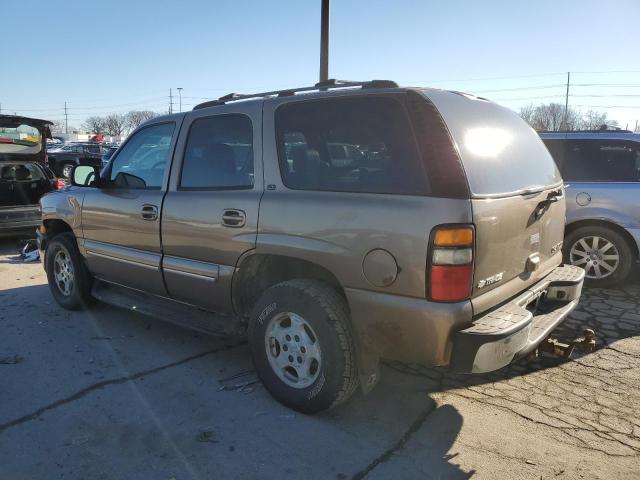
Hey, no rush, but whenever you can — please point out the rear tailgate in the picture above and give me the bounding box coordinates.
[421,89,565,315]
[471,188,565,313]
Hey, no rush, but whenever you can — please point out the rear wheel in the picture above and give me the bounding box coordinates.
[248,279,358,413]
[564,225,633,287]
[45,233,94,310]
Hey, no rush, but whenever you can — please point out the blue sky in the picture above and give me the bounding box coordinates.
[2,0,639,129]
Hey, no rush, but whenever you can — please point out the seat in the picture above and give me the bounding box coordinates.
[14,165,31,181]
[1,165,15,180]
[183,143,240,188]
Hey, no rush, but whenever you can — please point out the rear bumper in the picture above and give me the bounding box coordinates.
[450,265,585,373]
[0,206,40,236]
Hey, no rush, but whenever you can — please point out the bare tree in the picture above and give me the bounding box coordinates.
[82,116,106,134]
[581,110,618,130]
[103,113,127,136]
[125,110,157,131]
[519,105,536,126]
[518,103,608,131]
[51,120,64,133]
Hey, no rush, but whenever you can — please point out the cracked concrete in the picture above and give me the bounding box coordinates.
[1,239,639,479]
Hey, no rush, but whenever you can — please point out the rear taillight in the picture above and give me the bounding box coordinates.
[428,225,474,302]
[55,179,65,190]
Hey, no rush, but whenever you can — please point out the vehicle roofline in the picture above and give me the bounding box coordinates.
[539,132,640,141]
[187,85,493,115]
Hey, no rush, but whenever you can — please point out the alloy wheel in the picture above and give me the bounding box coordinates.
[569,235,619,280]
[53,249,75,296]
[264,312,322,389]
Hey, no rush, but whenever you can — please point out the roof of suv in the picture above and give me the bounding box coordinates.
[539,131,640,142]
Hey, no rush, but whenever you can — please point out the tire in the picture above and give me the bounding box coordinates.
[248,279,358,413]
[45,233,94,310]
[564,225,634,288]
[61,162,75,179]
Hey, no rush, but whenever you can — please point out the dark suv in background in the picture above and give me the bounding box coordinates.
[541,130,640,286]
[47,142,104,178]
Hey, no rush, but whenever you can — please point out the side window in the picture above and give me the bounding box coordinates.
[563,140,640,182]
[110,123,175,189]
[74,145,83,153]
[180,115,254,189]
[275,96,429,195]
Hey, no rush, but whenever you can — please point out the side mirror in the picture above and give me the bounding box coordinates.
[71,165,101,187]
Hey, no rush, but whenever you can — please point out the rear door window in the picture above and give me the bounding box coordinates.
[180,115,254,189]
[560,140,640,182]
[275,96,430,195]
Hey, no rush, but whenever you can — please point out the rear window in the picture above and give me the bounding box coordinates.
[545,139,640,182]
[0,124,42,155]
[0,163,45,181]
[275,96,430,195]
[422,90,562,196]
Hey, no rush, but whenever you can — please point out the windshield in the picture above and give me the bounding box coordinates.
[0,124,43,154]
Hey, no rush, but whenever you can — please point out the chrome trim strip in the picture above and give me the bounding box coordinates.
[162,255,220,279]
[84,239,159,267]
[163,267,218,282]
[86,250,159,271]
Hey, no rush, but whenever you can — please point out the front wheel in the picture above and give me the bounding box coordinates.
[45,233,94,310]
[564,225,633,287]
[248,279,358,413]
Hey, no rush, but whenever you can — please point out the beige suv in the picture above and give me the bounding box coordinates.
[37,80,585,412]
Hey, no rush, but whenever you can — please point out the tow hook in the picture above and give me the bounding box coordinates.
[529,328,597,360]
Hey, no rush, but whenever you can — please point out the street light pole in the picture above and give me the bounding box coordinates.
[319,0,330,82]
[177,88,183,113]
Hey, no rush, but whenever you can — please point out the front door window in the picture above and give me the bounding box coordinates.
[110,123,175,189]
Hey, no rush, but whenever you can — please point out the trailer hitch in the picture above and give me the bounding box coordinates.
[530,328,596,360]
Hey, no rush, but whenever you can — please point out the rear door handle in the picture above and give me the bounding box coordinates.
[222,209,246,228]
[141,204,158,221]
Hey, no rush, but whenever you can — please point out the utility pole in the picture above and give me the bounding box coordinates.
[563,71,570,130]
[177,87,183,112]
[319,0,330,83]
[64,101,68,134]
[169,88,173,114]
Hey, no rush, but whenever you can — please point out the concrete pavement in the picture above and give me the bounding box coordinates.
[1,239,638,479]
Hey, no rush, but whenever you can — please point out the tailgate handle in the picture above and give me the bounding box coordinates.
[534,190,564,219]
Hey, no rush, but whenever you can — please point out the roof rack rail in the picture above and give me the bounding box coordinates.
[193,79,398,110]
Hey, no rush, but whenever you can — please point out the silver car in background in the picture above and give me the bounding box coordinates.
[541,130,640,286]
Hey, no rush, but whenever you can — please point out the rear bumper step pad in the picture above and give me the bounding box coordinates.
[450,264,585,373]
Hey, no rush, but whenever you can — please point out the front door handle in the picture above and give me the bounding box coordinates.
[222,209,246,228]
[141,204,158,221]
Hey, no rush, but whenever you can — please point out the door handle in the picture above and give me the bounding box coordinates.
[141,204,158,221]
[222,209,246,228]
